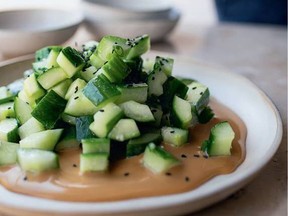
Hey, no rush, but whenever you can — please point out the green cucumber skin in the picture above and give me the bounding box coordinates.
[126,133,162,157]
[170,96,193,129]
[31,90,67,129]
[0,96,15,105]
[123,57,144,84]
[160,76,188,112]
[116,83,148,104]
[203,121,235,156]
[83,74,121,107]
[0,118,19,143]
[61,47,85,68]
[108,119,140,142]
[154,56,174,76]
[75,115,95,141]
[119,101,155,122]
[126,35,150,60]
[35,46,62,62]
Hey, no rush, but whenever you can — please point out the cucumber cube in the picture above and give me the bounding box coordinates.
[0,118,19,142]
[0,102,15,121]
[0,141,19,166]
[19,129,63,151]
[14,97,33,125]
[80,153,109,172]
[116,83,148,104]
[89,103,123,138]
[17,148,59,172]
[83,74,121,107]
[143,143,180,173]
[154,56,174,76]
[64,78,87,100]
[161,126,188,147]
[202,121,235,156]
[57,47,85,78]
[18,117,45,139]
[119,101,155,122]
[31,90,67,129]
[55,127,80,152]
[108,119,140,142]
[37,67,68,90]
[23,73,46,99]
[51,79,73,99]
[82,138,110,154]
[75,115,95,141]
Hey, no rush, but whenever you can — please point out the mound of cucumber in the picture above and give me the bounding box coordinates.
[0,35,235,174]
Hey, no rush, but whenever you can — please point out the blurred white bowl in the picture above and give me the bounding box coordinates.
[82,0,172,20]
[0,9,83,57]
[84,5,180,42]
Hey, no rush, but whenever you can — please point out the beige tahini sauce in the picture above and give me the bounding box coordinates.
[0,100,246,202]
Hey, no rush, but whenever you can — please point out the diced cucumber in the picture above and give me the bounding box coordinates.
[0,118,19,142]
[160,76,188,111]
[0,95,15,105]
[89,103,123,138]
[126,35,150,60]
[32,60,48,76]
[80,65,97,82]
[19,129,63,151]
[75,115,95,141]
[153,56,174,76]
[0,102,15,121]
[35,46,62,62]
[17,148,59,172]
[80,153,109,172]
[108,119,140,142]
[142,58,155,73]
[201,121,235,156]
[55,127,80,152]
[14,97,33,125]
[82,138,110,154]
[18,117,45,139]
[0,87,14,105]
[97,54,131,83]
[64,78,87,100]
[37,67,68,90]
[56,47,85,78]
[83,74,121,107]
[119,101,155,122]
[64,91,98,117]
[161,126,188,147]
[170,95,193,129]
[197,106,214,124]
[31,90,67,129]
[90,36,130,68]
[23,73,46,100]
[82,40,98,61]
[147,70,167,96]
[116,83,148,104]
[185,81,210,112]
[46,48,61,68]
[51,79,72,99]
[127,133,162,157]
[143,143,180,173]
[18,90,36,107]
[0,141,19,166]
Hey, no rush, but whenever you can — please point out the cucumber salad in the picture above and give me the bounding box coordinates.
[0,35,235,174]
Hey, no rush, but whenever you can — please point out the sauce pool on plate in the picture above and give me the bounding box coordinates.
[0,99,246,202]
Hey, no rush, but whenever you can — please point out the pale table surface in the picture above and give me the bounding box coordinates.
[0,21,287,216]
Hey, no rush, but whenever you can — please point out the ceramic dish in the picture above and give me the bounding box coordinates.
[0,53,282,216]
[0,9,82,57]
[84,8,180,42]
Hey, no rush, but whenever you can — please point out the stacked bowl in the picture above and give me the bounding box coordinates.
[82,0,180,42]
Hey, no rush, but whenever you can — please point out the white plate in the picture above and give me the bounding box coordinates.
[0,54,282,216]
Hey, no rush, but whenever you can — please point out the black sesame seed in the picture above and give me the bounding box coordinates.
[74,86,79,94]
[185,176,190,182]
[73,164,77,168]
[151,77,155,80]
[99,109,105,112]
[23,176,28,181]
[26,102,29,105]
[203,155,209,159]
[181,154,187,158]
[193,154,200,158]
[192,87,197,90]
[151,109,157,113]
[6,116,11,119]
[165,172,172,176]
[74,96,79,100]
[124,172,130,176]
[200,92,203,95]
[170,130,175,134]
[7,107,11,110]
